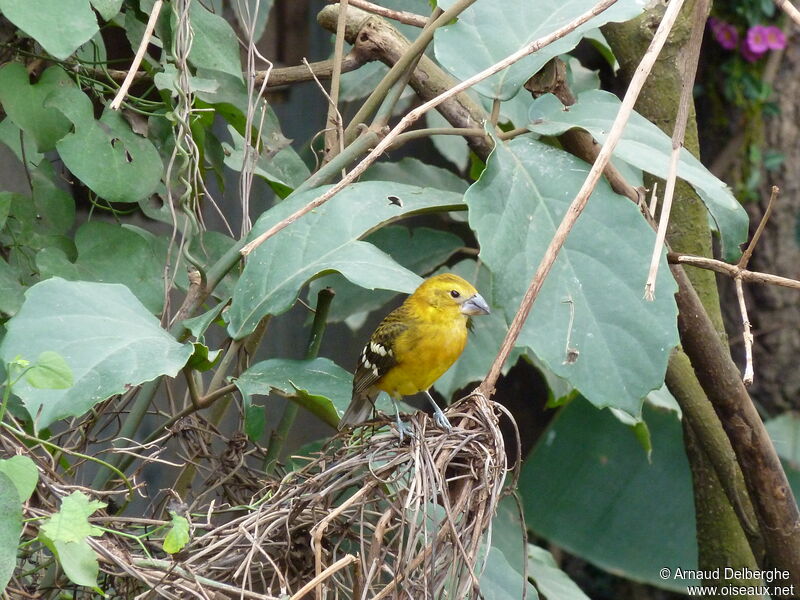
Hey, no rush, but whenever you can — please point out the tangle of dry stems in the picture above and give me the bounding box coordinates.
[5,393,515,600]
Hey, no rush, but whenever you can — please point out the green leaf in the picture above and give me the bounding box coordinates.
[0,259,25,317]
[222,125,310,195]
[1,163,76,279]
[0,0,98,60]
[528,91,748,261]
[0,455,39,502]
[47,89,162,203]
[0,471,23,592]
[89,0,123,20]
[583,28,618,71]
[235,358,352,428]
[480,546,539,600]
[425,110,470,172]
[490,495,527,578]
[308,226,464,327]
[187,2,244,82]
[41,491,105,543]
[182,301,228,340]
[186,342,221,372]
[227,181,465,340]
[527,544,591,600]
[0,64,74,152]
[520,400,697,592]
[0,191,10,229]
[24,351,73,389]
[467,136,678,417]
[39,493,106,589]
[36,221,166,314]
[433,259,522,400]
[0,118,43,169]
[244,402,266,441]
[565,55,601,96]
[163,511,190,554]
[362,157,469,193]
[433,0,643,100]
[50,539,100,589]
[0,278,193,430]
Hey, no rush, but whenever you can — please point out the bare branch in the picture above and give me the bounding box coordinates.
[110,0,163,110]
[739,185,779,269]
[344,0,428,27]
[775,0,800,26]
[668,253,800,290]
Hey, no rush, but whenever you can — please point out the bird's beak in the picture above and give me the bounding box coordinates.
[461,293,490,316]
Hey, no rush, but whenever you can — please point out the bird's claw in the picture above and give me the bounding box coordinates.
[394,418,414,442]
[433,409,452,431]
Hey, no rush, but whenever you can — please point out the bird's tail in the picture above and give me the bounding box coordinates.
[338,389,378,429]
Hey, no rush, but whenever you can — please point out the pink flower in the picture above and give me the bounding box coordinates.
[764,25,786,50]
[746,25,770,54]
[709,18,739,50]
[740,43,765,63]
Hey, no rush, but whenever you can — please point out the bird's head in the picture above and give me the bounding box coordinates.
[408,273,490,317]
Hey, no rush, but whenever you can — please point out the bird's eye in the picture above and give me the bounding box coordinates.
[450,290,461,298]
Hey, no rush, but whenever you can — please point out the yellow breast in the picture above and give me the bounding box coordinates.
[376,316,468,397]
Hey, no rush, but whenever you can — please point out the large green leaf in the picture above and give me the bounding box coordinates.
[235,357,352,428]
[307,226,464,327]
[0,471,22,592]
[36,222,166,314]
[227,182,464,339]
[433,259,522,400]
[520,400,696,592]
[0,0,98,60]
[433,0,643,100]
[46,89,162,203]
[187,2,244,82]
[467,136,678,416]
[0,64,74,152]
[0,278,193,430]
[528,91,748,261]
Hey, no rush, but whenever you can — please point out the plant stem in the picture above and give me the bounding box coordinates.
[264,287,335,473]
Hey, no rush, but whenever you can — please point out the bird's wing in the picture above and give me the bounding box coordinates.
[351,310,408,396]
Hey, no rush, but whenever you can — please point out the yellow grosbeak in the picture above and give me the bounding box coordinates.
[338,273,490,436]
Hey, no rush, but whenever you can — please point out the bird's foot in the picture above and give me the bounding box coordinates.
[394,416,414,441]
[432,407,452,431]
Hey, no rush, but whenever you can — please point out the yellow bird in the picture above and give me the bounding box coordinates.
[338,273,490,437]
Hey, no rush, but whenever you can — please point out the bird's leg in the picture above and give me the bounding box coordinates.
[423,390,452,431]
[391,397,413,441]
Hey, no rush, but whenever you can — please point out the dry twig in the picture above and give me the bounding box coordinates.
[110,0,163,110]
[643,0,707,300]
